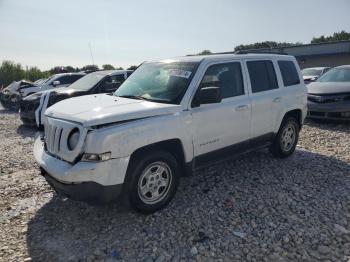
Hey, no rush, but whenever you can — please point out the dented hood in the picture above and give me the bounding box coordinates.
[45,94,181,127]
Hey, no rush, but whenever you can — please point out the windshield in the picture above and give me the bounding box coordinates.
[114,62,199,104]
[34,78,46,85]
[302,68,323,76]
[317,68,350,82]
[68,72,107,90]
[43,75,56,84]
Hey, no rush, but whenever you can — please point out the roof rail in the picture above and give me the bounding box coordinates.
[234,50,289,55]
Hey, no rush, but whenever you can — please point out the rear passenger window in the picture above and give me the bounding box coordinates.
[247,60,278,93]
[71,75,84,82]
[56,76,70,85]
[278,61,300,86]
[199,62,244,99]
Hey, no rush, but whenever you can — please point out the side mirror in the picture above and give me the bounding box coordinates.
[52,80,60,87]
[199,86,221,105]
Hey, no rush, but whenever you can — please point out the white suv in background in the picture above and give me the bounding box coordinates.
[19,72,85,97]
[34,54,307,213]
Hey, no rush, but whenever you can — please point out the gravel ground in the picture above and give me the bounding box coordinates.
[0,108,350,262]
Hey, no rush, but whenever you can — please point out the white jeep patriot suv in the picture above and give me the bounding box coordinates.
[34,54,307,213]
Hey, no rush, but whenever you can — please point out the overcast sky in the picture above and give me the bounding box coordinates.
[0,0,349,70]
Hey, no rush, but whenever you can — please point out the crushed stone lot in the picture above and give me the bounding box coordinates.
[0,108,350,262]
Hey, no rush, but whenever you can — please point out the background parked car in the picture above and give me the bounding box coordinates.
[20,70,133,127]
[0,80,41,110]
[307,65,350,120]
[302,67,330,84]
[0,73,85,111]
[18,72,86,97]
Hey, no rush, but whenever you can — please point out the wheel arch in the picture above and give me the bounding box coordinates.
[283,109,303,129]
[127,139,189,177]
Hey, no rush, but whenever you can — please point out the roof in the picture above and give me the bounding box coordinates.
[89,70,132,76]
[54,72,86,76]
[335,65,350,69]
[153,53,295,64]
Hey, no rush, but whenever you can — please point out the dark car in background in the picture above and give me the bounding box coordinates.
[20,70,133,127]
[302,67,330,84]
[307,65,350,120]
[0,73,85,111]
[0,80,42,110]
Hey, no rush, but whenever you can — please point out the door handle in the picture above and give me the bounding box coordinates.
[273,97,282,103]
[235,105,249,111]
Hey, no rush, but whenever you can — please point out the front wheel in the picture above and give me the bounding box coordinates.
[269,117,299,158]
[125,150,180,214]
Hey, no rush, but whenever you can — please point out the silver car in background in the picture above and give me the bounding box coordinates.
[307,65,350,120]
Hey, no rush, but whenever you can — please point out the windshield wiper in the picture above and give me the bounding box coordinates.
[117,94,173,104]
[117,95,149,101]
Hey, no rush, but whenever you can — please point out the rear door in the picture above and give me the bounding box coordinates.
[244,59,282,140]
[190,60,251,164]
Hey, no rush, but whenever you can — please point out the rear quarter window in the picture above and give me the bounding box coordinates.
[278,61,300,86]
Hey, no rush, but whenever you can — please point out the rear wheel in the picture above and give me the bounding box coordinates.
[125,150,180,213]
[269,117,299,158]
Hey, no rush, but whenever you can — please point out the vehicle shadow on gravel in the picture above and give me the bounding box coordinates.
[16,124,38,139]
[26,149,350,261]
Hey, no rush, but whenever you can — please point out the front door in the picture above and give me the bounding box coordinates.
[190,61,251,166]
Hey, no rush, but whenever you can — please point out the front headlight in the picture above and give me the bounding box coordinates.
[67,128,80,150]
[82,152,111,162]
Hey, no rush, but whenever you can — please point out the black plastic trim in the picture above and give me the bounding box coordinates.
[42,168,123,204]
[193,133,275,169]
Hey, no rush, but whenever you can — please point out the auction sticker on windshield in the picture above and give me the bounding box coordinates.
[168,69,192,79]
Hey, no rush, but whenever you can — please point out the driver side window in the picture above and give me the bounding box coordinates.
[198,62,244,99]
[192,62,244,107]
[98,75,125,93]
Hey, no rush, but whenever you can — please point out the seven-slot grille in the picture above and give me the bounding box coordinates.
[44,117,86,163]
[44,123,63,155]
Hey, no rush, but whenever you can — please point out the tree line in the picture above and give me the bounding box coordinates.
[193,30,350,55]
[0,62,138,88]
[1,30,349,88]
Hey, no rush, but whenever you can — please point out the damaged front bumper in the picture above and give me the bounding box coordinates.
[34,136,130,203]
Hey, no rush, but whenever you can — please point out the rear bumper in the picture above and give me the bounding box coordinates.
[307,100,350,120]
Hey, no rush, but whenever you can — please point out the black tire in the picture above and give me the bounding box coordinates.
[269,117,299,158]
[125,150,180,214]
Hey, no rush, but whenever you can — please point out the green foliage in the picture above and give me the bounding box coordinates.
[65,66,76,72]
[80,65,99,72]
[311,30,350,44]
[0,61,24,87]
[102,64,115,70]
[0,61,49,87]
[24,66,50,82]
[234,41,302,51]
[127,65,138,70]
[115,66,124,70]
[197,50,212,55]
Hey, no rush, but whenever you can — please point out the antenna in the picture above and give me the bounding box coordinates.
[89,42,95,65]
